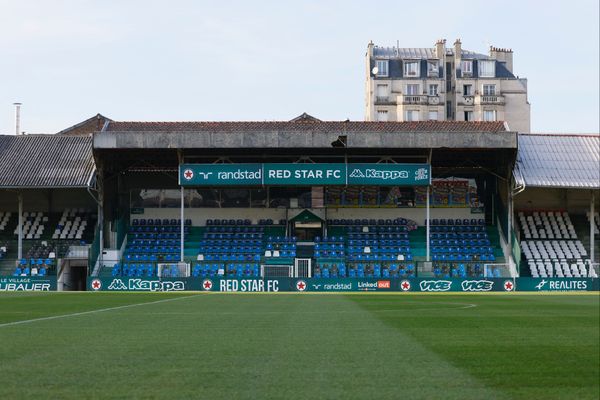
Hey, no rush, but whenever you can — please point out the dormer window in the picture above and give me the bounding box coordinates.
[461,60,473,77]
[427,61,439,77]
[404,61,420,77]
[376,60,388,77]
[479,60,495,77]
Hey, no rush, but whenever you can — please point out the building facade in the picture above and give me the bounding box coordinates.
[365,39,531,133]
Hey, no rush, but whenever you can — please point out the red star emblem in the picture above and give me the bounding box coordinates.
[92,280,101,290]
[202,279,213,290]
[400,280,411,291]
[504,281,514,291]
[184,169,194,180]
[296,280,306,291]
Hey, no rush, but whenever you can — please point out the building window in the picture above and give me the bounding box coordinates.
[427,60,439,77]
[428,84,438,96]
[461,60,473,76]
[428,111,438,121]
[405,110,419,121]
[405,84,419,95]
[376,60,388,77]
[404,61,420,77]
[483,84,496,96]
[483,110,496,121]
[464,111,474,121]
[377,110,389,122]
[463,84,473,96]
[479,60,495,77]
[376,84,388,101]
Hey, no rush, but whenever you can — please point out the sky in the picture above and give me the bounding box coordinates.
[0,0,598,134]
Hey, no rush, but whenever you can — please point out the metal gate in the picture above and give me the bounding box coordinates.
[294,258,311,278]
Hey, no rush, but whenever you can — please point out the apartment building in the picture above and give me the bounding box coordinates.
[365,39,530,132]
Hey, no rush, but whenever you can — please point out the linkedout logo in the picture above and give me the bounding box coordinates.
[461,280,494,292]
[419,280,452,292]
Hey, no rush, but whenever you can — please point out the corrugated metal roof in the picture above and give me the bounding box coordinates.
[373,46,489,59]
[106,120,507,133]
[0,135,95,188]
[516,134,600,189]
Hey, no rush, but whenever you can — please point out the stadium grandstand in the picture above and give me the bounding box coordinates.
[0,115,597,291]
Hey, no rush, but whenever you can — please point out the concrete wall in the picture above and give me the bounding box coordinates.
[0,189,95,212]
[515,188,599,214]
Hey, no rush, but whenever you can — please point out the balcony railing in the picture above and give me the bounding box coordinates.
[478,95,505,105]
[427,96,440,105]
[459,95,474,105]
[375,96,394,105]
[403,95,425,104]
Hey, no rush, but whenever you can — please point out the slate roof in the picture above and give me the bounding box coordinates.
[516,134,600,189]
[105,120,508,134]
[0,135,95,188]
[373,46,490,60]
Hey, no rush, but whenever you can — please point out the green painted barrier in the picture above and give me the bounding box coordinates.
[0,276,57,291]
[88,277,599,292]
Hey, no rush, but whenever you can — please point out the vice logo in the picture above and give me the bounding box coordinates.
[461,280,494,292]
[419,280,452,292]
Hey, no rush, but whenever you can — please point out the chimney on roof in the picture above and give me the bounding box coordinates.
[13,102,22,135]
[434,39,446,59]
[453,39,462,73]
[490,46,514,73]
[367,40,374,57]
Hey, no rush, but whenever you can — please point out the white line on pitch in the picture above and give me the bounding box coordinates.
[0,294,200,329]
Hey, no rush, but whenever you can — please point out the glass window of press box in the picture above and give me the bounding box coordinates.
[130,180,484,209]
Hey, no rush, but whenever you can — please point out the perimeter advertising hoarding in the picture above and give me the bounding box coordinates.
[0,276,57,291]
[87,277,599,292]
[179,163,431,186]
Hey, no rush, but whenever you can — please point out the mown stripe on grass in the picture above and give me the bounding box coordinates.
[0,294,200,328]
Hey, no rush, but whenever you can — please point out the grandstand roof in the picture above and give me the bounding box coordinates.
[516,134,600,189]
[105,120,507,133]
[0,135,95,188]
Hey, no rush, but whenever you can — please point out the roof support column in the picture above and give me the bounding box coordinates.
[17,192,23,260]
[98,169,104,269]
[591,191,595,265]
[507,179,514,276]
[426,186,430,263]
[180,186,184,263]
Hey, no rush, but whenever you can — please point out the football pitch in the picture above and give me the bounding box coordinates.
[0,293,598,400]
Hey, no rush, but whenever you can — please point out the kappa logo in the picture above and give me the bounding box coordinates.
[461,280,494,292]
[91,279,102,291]
[535,279,547,290]
[349,168,408,180]
[296,280,307,291]
[183,169,194,180]
[400,280,411,291]
[419,280,452,292]
[202,279,213,291]
[107,279,127,290]
[503,280,515,291]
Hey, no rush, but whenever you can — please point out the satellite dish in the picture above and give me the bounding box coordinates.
[371,66,379,75]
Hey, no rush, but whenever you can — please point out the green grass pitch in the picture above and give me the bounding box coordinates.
[0,292,598,399]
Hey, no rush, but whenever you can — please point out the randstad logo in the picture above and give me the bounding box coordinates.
[419,280,452,292]
[461,280,494,292]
